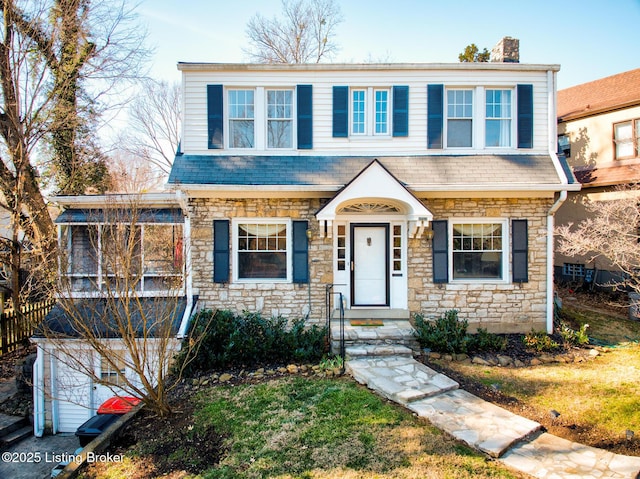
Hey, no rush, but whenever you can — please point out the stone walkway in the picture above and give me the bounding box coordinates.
[346,354,640,478]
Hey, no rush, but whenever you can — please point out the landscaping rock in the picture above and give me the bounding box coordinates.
[497,355,513,367]
[589,349,600,357]
[219,373,233,383]
[454,354,469,362]
[529,358,542,366]
[287,364,299,374]
[428,352,442,360]
[514,359,526,368]
[472,356,490,366]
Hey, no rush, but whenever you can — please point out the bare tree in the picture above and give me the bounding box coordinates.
[107,148,164,193]
[556,185,640,295]
[116,79,181,177]
[245,0,343,64]
[0,0,149,311]
[43,198,204,416]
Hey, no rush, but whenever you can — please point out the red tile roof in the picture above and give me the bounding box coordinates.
[558,69,640,121]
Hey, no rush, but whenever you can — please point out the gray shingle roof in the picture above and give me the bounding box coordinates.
[167,154,566,190]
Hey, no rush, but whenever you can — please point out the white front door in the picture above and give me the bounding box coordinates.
[351,224,389,306]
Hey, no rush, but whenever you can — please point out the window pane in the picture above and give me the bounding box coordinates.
[352,90,365,134]
[447,119,472,147]
[237,223,288,279]
[267,120,292,148]
[229,90,254,148]
[615,121,634,158]
[267,90,292,148]
[144,225,183,275]
[486,89,511,147]
[452,223,503,279]
[375,90,388,134]
[69,225,98,275]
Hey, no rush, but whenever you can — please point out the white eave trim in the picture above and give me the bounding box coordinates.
[53,193,181,209]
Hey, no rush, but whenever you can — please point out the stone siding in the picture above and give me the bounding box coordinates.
[188,198,331,324]
[409,197,552,333]
[189,196,552,333]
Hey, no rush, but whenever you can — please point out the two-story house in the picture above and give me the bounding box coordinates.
[35,40,579,435]
[554,69,640,285]
[167,46,577,336]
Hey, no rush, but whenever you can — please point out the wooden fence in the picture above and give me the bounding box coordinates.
[0,300,55,355]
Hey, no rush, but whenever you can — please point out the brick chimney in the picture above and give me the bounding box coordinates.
[490,37,519,63]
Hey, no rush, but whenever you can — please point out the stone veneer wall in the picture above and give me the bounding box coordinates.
[188,198,332,325]
[189,196,553,333]
[409,197,553,333]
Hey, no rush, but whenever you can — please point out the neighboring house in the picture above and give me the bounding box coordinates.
[554,68,640,285]
[32,193,194,435]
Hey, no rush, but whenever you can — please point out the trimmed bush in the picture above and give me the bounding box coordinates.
[175,310,328,376]
[522,329,559,352]
[467,328,507,353]
[414,310,469,354]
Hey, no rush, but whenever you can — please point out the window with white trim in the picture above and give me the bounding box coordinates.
[336,224,346,271]
[485,89,512,147]
[451,221,506,280]
[228,90,255,148]
[350,87,390,136]
[236,221,290,281]
[447,89,473,147]
[100,354,126,387]
[60,222,184,294]
[614,119,639,159]
[267,89,293,148]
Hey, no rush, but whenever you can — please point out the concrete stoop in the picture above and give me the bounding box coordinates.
[0,413,31,449]
[331,319,420,356]
[346,355,640,479]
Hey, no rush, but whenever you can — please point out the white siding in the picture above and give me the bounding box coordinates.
[54,351,93,433]
[181,66,554,157]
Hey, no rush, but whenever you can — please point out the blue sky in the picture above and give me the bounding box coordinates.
[138,0,639,90]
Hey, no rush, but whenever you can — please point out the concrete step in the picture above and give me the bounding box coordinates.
[0,425,32,448]
[407,389,542,458]
[347,356,458,405]
[0,413,28,437]
[345,344,413,358]
[331,319,421,356]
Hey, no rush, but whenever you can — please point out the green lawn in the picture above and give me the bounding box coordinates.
[82,377,527,479]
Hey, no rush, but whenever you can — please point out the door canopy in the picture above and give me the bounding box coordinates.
[316,160,433,238]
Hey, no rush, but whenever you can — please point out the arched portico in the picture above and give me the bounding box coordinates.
[316,160,433,310]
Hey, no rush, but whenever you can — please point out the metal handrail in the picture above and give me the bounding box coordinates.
[325,284,345,373]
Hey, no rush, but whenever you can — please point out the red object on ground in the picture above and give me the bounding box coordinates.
[97,396,141,415]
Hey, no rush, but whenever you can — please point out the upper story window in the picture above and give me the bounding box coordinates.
[485,89,512,147]
[350,87,390,136]
[447,89,473,147]
[226,88,294,150]
[267,90,293,148]
[614,119,639,159]
[228,90,255,148]
[558,134,571,158]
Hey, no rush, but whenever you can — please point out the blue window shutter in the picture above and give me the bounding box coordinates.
[213,220,229,283]
[517,84,534,149]
[427,84,444,149]
[207,84,224,149]
[297,85,313,149]
[512,219,528,283]
[332,86,348,138]
[292,220,309,283]
[432,220,448,283]
[392,85,409,137]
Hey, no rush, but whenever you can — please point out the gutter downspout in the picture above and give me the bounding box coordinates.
[33,342,45,437]
[176,190,193,339]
